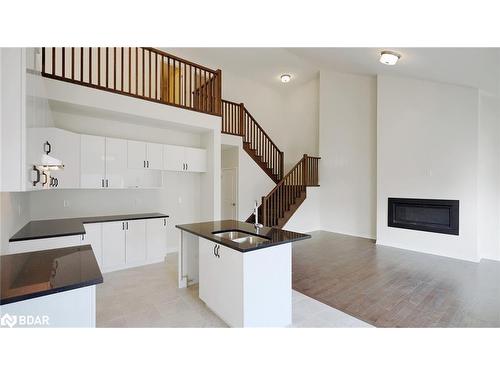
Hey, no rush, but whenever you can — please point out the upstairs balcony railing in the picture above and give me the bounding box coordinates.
[41,47,222,116]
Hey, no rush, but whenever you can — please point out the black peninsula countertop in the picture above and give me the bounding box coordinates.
[10,213,169,242]
[176,220,311,252]
[0,245,103,305]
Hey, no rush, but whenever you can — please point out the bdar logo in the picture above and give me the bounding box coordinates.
[0,313,17,328]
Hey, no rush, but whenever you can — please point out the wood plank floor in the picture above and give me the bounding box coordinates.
[292,231,500,327]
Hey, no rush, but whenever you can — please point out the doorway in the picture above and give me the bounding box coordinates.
[221,168,237,220]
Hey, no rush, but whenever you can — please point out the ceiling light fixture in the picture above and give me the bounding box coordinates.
[379,51,401,66]
[280,74,291,83]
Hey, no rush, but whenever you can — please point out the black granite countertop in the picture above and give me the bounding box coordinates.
[0,245,103,305]
[176,220,310,252]
[10,213,169,242]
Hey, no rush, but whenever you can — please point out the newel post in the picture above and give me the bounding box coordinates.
[261,196,267,227]
[239,103,245,137]
[279,151,284,181]
[303,154,308,187]
[216,69,222,115]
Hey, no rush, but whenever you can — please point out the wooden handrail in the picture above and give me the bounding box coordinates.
[242,108,281,153]
[41,47,222,116]
[143,47,218,74]
[258,154,320,227]
[222,100,284,180]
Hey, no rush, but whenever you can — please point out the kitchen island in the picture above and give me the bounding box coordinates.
[176,220,310,327]
[0,245,103,327]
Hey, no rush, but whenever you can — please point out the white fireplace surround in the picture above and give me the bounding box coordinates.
[376,75,499,263]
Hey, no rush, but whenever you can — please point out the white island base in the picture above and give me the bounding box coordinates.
[179,231,292,328]
[0,286,96,328]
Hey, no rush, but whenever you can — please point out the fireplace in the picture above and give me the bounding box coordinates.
[388,198,459,235]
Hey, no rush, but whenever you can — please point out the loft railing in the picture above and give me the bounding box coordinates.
[222,99,284,180]
[260,154,320,227]
[41,47,222,116]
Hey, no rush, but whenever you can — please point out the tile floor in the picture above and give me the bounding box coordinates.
[96,253,372,328]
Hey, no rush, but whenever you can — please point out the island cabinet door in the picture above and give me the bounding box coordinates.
[199,238,244,327]
[216,244,244,327]
[198,238,219,306]
[102,221,126,271]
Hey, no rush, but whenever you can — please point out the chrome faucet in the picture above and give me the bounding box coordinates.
[254,200,264,230]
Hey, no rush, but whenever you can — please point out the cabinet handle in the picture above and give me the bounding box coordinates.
[105,179,109,188]
[163,218,166,226]
[122,222,125,230]
[101,179,104,188]
[147,160,149,168]
[213,244,217,257]
[186,163,188,171]
[126,222,129,230]
[144,160,146,168]
[44,141,52,154]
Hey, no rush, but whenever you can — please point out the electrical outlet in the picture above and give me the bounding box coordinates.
[63,200,70,208]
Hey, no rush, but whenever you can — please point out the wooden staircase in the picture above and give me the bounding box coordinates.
[245,155,320,228]
[222,100,320,228]
[40,47,320,228]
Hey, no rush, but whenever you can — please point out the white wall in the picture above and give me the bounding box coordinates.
[283,188,321,233]
[478,93,500,261]
[319,70,377,239]
[377,75,480,262]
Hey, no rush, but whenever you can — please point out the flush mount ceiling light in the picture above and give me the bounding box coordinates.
[280,74,292,83]
[379,51,401,65]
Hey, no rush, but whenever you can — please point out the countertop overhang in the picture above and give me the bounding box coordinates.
[10,212,169,242]
[176,220,311,252]
[0,245,103,305]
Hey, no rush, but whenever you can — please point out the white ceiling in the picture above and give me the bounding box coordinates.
[165,47,500,94]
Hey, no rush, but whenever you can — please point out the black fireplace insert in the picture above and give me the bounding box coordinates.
[388,198,459,235]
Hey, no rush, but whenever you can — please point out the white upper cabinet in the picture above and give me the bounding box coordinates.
[105,137,127,188]
[146,142,163,170]
[81,134,106,189]
[163,145,185,171]
[128,140,163,170]
[127,140,146,169]
[185,147,207,172]
[163,145,207,173]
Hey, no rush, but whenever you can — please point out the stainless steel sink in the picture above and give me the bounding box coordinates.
[213,230,270,246]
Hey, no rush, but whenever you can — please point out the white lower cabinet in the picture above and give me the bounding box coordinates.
[8,217,167,272]
[82,223,103,268]
[125,219,146,265]
[198,237,292,327]
[146,218,168,261]
[102,221,126,271]
[98,218,165,272]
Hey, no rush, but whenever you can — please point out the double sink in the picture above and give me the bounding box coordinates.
[213,230,270,246]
